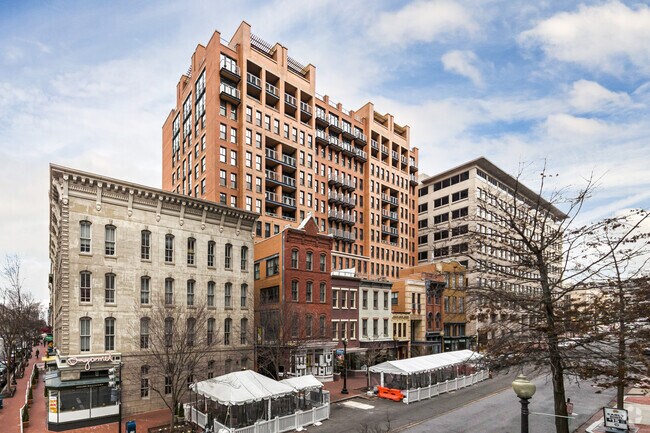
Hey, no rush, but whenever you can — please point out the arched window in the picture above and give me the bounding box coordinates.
[320,253,327,272]
[105,317,116,351]
[320,282,326,303]
[291,249,299,268]
[435,312,442,330]
[291,280,299,302]
[105,273,116,304]
[165,278,174,305]
[80,271,91,302]
[164,317,173,347]
[224,318,232,345]
[319,315,326,337]
[186,318,196,346]
[165,234,174,263]
[186,279,195,306]
[240,284,247,307]
[140,318,150,349]
[187,237,196,265]
[207,318,215,345]
[140,365,149,398]
[80,221,91,253]
[240,318,248,345]
[207,241,216,267]
[241,246,249,271]
[80,317,91,352]
[207,281,215,307]
[140,276,150,305]
[140,230,151,260]
[224,282,232,307]
[105,225,116,256]
[224,243,233,269]
[306,251,313,270]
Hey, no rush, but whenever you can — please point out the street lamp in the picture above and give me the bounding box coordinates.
[341,338,349,395]
[511,374,536,433]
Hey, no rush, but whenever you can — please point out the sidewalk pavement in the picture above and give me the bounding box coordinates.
[3,346,43,433]
[576,388,650,433]
[322,375,371,403]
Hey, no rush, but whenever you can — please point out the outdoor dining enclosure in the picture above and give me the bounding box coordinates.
[369,349,487,404]
[187,370,329,433]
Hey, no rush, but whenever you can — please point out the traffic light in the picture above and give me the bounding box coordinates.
[108,368,120,387]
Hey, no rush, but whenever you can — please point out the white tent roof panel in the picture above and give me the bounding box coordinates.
[191,370,295,406]
[369,350,482,376]
[280,374,323,391]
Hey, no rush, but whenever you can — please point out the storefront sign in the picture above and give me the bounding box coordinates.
[49,396,58,413]
[603,407,628,431]
[65,354,115,370]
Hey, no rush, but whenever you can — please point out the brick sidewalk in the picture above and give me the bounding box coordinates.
[323,375,370,402]
[575,389,650,433]
[3,347,41,433]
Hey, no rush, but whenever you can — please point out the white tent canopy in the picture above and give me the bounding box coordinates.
[190,370,295,406]
[369,350,482,376]
[279,375,323,391]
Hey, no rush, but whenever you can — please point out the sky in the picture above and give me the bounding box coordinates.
[0,0,649,306]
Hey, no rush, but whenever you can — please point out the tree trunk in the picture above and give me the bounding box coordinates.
[617,286,626,409]
[549,348,569,433]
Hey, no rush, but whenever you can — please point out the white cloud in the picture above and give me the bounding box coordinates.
[374,0,477,46]
[519,1,650,75]
[441,50,483,86]
[568,79,632,113]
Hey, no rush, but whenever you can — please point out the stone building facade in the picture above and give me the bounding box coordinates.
[48,165,258,424]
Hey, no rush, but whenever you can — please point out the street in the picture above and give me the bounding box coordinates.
[315,370,616,433]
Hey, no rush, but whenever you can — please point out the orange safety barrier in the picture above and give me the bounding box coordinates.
[377,386,404,402]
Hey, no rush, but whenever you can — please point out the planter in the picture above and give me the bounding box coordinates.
[23,421,29,428]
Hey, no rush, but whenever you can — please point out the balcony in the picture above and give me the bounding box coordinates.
[391,150,399,161]
[284,93,297,108]
[265,191,296,209]
[382,225,399,237]
[264,148,295,169]
[328,173,342,186]
[328,116,342,134]
[281,153,297,169]
[220,83,240,105]
[220,59,241,82]
[409,159,419,172]
[381,209,399,221]
[341,124,354,140]
[329,228,356,243]
[328,135,343,152]
[265,169,296,191]
[370,140,379,152]
[401,155,408,166]
[315,110,329,127]
[316,129,329,146]
[354,130,367,145]
[247,72,261,89]
[266,83,280,103]
[341,141,355,157]
[381,193,399,207]
[352,147,367,162]
[380,145,389,155]
[328,190,356,208]
[282,195,296,208]
[328,210,357,225]
[409,174,418,186]
[300,101,312,116]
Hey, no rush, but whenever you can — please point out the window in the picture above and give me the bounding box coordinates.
[224,243,232,269]
[306,282,313,302]
[224,318,232,345]
[384,292,389,309]
[320,282,326,303]
[224,282,232,307]
[320,254,326,272]
[140,276,150,304]
[306,315,313,337]
[383,319,388,337]
[230,128,237,144]
[105,225,116,255]
[105,318,115,351]
[241,246,248,270]
[291,249,299,268]
[306,252,313,270]
[165,234,174,263]
[140,318,150,349]
[165,278,174,305]
[362,290,368,309]
[207,318,215,345]
[187,280,195,306]
[141,230,151,260]
[80,221,91,253]
[207,360,215,379]
[373,291,379,309]
[332,290,338,308]
[105,273,115,304]
[362,319,368,337]
[80,318,91,352]
[220,125,227,141]
[240,284,247,307]
[187,318,196,346]
[373,318,378,338]
[254,263,260,280]
[240,318,248,344]
[320,315,326,337]
[165,376,172,395]
[350,291,356,308]
[80,271,91,302]
[207,241,215,267]
[266,257,279,276]
[451,207,469,219]
[140,365,149,398]
[164,317,173,347]
[291,281,299,301]
[187,238,195,265]
[207,281,215,307]
[452,189,468,202]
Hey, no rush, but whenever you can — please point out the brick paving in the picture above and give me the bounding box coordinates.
[2,346,42,433]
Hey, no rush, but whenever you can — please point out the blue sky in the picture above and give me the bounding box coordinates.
[1,0,649,305]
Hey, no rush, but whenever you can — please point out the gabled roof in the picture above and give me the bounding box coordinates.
[190,370,295,406]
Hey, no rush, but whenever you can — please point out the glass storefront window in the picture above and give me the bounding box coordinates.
[92,386,114,408]
[60,388,91,412]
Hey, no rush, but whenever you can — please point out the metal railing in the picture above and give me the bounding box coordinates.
[247,72,261,88]
[285,93,297,106]
[220,83,240,100]
[300,101,312,114]
[220,58,241,76]
[266,82,279,97]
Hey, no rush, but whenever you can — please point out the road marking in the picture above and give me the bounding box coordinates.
[341,401,375,410]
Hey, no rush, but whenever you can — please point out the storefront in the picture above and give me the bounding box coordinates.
[46,352,121,431]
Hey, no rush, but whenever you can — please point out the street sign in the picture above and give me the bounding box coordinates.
[603,407,629,431]
[335,349,344,356]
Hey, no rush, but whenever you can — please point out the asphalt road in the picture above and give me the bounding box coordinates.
[313,370,616,433]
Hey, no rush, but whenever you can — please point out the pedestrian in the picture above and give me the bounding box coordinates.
[35,349,40,360]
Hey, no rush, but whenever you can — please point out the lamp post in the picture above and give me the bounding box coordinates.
[341,338,349,394]
[511,374,536,433]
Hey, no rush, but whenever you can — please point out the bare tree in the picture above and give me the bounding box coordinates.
[460,164,644,433]
[568,210,650,408]
[0,254,41,384]
[256,301,327,380]
[130,298,210,428]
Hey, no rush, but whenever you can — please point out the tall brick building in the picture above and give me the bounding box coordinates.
[162,21,419,280]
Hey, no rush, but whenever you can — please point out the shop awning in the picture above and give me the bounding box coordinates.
[45,375,110,389]
[190,370,295,406]
[280,375,323,391]
[369,349,482,376]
